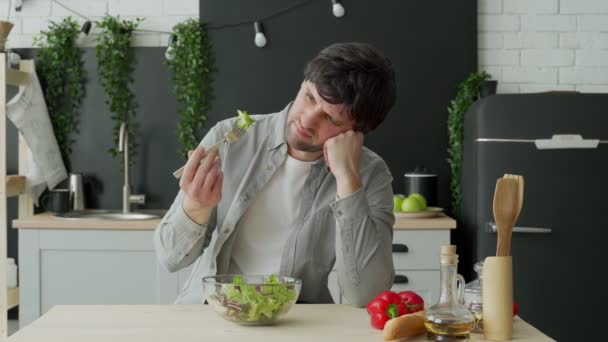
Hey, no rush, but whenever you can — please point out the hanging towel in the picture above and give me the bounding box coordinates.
[6,68,67,205]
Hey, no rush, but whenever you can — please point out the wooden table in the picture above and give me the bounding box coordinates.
[9,305,554,341]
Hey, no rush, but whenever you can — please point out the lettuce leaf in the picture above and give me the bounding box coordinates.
[224,274,296,322]
[236,110,255,129]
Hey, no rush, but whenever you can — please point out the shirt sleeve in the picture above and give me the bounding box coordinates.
[153,122,227,272]
[330,158,395,307]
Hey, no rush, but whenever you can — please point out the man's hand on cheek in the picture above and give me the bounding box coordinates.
[323,130,364,198]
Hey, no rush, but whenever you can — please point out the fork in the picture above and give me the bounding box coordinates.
[172,123,250,179]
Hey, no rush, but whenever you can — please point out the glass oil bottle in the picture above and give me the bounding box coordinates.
[425,245,475,341]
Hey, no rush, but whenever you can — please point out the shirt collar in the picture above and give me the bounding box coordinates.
[266,102,291,151]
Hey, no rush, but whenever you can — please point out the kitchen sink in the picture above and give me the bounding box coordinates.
[55,209,166,221]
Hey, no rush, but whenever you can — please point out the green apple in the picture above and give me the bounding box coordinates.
[393,194,406,212]
[401,196,424,212]
[408,193,427,210]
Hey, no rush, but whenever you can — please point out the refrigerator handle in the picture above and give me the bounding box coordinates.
[486,221,552,234]
[535,134,599,149]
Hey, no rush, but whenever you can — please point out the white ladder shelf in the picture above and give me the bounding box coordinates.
[1,53,34,340]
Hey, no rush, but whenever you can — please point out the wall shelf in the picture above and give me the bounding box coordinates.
[2,54,33,339]
[6,175,25,197]
[7,287,18,310]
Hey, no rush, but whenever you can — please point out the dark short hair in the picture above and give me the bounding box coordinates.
[303,42,396,133]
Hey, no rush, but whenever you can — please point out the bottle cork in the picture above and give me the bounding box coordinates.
[441,245,456,256]
[440,245,458,265]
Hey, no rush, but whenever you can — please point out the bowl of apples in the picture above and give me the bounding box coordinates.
[393,193,443,218]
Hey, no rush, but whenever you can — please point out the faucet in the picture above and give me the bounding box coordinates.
[118,123,145,213]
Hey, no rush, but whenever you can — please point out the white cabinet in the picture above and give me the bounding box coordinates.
[18,228,193,327]
[330,229,450,306]
[18,224,452,326]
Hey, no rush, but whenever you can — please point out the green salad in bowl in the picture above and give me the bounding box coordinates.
[203,274,302,325]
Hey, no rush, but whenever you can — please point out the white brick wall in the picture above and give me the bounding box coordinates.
[479,0,608,93]
[3,1,607,92]
[0,0,198,48]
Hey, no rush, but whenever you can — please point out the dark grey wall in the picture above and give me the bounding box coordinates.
[67,48,182,210]
[201,0,477,207]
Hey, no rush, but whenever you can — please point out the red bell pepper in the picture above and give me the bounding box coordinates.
[397,291,424,313]
[366,291,408,329]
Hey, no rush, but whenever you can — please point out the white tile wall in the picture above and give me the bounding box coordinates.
[479,0,608,93]
[1,0,198,48]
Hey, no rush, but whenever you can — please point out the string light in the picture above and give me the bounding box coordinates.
[8,50,21,66]
[164,34,177,61]
[80,20,92,35]
[51,0,344,49]
[253,21,267,48]
[14,0,23,12]
[331,0,345,18]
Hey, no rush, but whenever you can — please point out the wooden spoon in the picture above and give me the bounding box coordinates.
[493,177,519,256]
[503,174,524,254]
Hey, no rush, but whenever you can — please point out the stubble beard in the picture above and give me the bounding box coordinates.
[285,121,322,152]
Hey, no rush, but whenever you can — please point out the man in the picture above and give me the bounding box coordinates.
[155,42,397,307]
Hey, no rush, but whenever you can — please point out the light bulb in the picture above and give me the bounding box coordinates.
[255,32,267,48]
[165,34,178,61]
[8,51,21,66]
[254,21,267,48]
[332,0,345,17]
[77,21,92,44]
[165,45,175,61]
[78,31,88,43]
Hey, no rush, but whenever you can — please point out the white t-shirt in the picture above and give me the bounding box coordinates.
[228,155,314,275]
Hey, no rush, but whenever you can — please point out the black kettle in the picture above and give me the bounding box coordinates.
[404,166,438,207]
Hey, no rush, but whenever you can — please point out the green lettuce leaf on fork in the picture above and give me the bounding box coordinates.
[236,109,255,129]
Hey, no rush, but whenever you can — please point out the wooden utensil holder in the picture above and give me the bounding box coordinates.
[482,256,513,341]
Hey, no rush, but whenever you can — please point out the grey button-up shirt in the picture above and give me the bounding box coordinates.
[154,104,395,307]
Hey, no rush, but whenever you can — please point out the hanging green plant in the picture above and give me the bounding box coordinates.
[165,19,214,158]
[95,15,142,166]
[33,16,86,168]
[447,71,490,218]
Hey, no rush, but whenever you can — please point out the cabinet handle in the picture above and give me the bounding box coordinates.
[392,243,409,253]
[394,274,409,284]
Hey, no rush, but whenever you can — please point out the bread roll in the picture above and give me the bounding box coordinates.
[383,311,427,341]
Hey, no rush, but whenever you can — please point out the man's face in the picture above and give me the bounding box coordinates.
[286,81,356,153]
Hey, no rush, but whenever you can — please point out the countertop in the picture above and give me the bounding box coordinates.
[12,212,456,230]
[12,211,162,230]
[8,304,554,342]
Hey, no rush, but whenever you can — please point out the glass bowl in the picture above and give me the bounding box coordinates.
[202,274,302,326]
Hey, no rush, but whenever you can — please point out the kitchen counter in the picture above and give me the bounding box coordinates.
[8,304,554,342]
[393,214,456,230]
[12,211,162,230]
[12,212,456,230]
